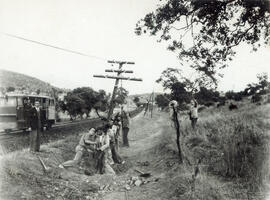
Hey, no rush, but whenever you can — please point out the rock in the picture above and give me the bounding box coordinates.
[134,180,142,186]
[131,176,139,181]
[143,180,149,184]
[124,185,131,190]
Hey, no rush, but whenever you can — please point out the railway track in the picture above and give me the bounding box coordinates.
[0,118,99,141]
[0,107,143,148]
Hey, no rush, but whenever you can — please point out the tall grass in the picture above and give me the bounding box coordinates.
[181,104,270,192]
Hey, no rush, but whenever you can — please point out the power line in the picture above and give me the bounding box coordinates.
[1,32,108,61]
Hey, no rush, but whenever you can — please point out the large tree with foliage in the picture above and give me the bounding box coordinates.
[60,88,110,119]
[93,89,110,117]
[72,87,97,117]
[155,94,170,110]
[136,0,270,84]
[63,93,85,120]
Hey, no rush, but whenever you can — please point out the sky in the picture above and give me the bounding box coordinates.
[0,0,269,95]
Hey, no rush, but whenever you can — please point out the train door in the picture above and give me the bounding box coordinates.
[0,96,17,131]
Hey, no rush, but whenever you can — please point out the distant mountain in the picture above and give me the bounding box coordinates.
[0,69,69,96]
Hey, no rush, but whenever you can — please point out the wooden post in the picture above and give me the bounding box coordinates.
[107,63,123,120]
[172,106,183,163]
[93,60,142,120]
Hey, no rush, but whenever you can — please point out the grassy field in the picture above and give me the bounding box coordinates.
[178,102,270,199]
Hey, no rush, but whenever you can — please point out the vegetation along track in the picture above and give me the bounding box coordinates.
[0,107,143,153]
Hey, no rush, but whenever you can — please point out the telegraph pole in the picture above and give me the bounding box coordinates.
[93,60,142,120]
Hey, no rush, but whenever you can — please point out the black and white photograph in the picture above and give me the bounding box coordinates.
[0,0,270,199]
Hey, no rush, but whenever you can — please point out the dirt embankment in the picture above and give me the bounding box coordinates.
[0,106,269,200]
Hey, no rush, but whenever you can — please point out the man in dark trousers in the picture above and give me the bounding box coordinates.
[23,98,32,129]
[29,100,45,152]
[121,107,130,147]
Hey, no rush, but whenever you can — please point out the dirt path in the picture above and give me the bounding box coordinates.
[101,112,169,200]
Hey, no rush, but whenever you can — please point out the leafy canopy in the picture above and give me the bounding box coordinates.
[136,0,270,84]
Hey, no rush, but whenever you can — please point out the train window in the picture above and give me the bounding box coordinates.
[0,98,5,106]
[0,97,17,106]
[17,97,23,106]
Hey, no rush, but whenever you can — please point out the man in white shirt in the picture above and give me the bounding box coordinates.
[59,128,97,168]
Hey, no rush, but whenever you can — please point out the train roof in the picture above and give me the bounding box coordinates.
[0,93,54,99]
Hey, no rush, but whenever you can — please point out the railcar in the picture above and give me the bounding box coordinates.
[0,94,56,133]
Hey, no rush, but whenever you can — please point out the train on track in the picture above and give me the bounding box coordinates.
[0,93,56,133]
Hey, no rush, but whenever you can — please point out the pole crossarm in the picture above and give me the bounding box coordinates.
[93,75,142,81]
[107,60,135,65]
[93,59,141,120]
[105,69,133,73]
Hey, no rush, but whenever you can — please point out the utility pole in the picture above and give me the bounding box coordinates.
[93,60,142,120]
[150,91,154,118]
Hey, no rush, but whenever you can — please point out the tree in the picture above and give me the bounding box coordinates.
[194,86,220,105]
[93,89,110,117]
[133,96,140,107]
[171,82,192,105]
[136,0,270,84]
[73,87,97,117]
[6,86,15,92]
[257,72,269,92]
[63,93,85,120]
[155,94,170,110]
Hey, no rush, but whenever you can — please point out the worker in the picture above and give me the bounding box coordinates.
[97,124,116,175]
[109,119,125,164]
[189,99,198,129]
[120,107,130,147]
[59,128,97,168]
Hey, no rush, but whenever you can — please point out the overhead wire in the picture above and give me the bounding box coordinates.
[1,32,108,62]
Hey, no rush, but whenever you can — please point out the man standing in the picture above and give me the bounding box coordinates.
[23,98,32,129]
[189,99,198,129]
[29,100,45,152]
[121,107,130,147]
[97,124,116,175]
[109,120,124,164]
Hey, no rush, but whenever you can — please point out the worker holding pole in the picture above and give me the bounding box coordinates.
[121,105,130,147]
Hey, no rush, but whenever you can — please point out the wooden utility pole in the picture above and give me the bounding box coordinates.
[93,60,142,120]
[150,91,154,118]
[144,92,154,118]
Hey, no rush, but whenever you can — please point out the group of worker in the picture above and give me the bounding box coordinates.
[24,96,131,176]
[58,107,131,175]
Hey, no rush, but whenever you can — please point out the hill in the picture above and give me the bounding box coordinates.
[0,69,68,96]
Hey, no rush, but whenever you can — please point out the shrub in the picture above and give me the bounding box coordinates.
[252,94,262,103]
[181,105,270,190]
